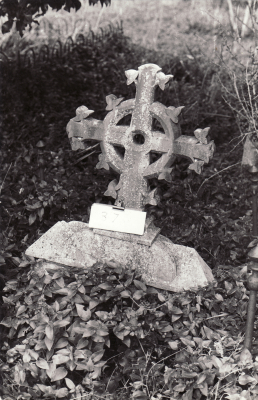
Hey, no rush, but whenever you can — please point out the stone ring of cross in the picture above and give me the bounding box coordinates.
[67,63,215,209]
[102,66,181,178]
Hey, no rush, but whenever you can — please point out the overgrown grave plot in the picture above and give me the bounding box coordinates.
[0,28,244,268]
[0,24,256,399]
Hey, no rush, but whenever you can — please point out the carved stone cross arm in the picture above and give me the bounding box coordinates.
[173,130,215,174]
[67,63,215,210]
[67,107,104,151]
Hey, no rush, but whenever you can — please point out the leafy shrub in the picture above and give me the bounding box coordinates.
[1,256,258,399]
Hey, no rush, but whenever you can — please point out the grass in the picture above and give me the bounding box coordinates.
[0,0,234,58]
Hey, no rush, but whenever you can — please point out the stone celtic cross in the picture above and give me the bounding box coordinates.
[67,63,215,210]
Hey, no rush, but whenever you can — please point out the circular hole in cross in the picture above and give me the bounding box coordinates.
[132,130,145,145]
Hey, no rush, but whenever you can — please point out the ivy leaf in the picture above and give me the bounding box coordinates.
[238,374,256,385]
[168,341,179,350]
[82,327,96,337]
[56,277,65,288]
[95,311,109,321]
[73,281,84,294]
[133,290,144,300]
[181,297,192,306]
[158,293,166,302]
[51,366,67,382]
[90,366,102,379]
[36,384,54,395]
[23,351,31,363]
[170,306,183,315]
[180,337,195,347]
[98,282,114,290]
[53,320,70,328]
[46,362,56,379]
[72,293,84,303]
[52,272,63,280]
[56,388,69,398]
[202,326,220,340]
[92,334,106,342]
[38,207,44,220]
[171,314,181,322]
[16,305,27,317]
[29,349,39,360]
[147,287,158,294]
[44,275,52,285]
[28,363,39,378]
[173,383,186,392]
[197,381,208,397]
[196,373,207,386]
[215,293,224,302]
[224,281,233,293]
[36,358,49,370]
[97,328,109,336]
[29,212,37,225]
[113,326,126,340]
[65,377,76,390]
[160,324,173,332]
[76,304,91,321]
[123,337,131,347]
[45,324,54,340]
[91,349,105,363]
[55,338,68,349]
[133,280,147,291]
[45,336,54,351]
[52,354,70,365]
[124,275,134,287]
[89,300,100,310]
[120,290,131,298]
[35,340,47,351]
[76,338,89,349]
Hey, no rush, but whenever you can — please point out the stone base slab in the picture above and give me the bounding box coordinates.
[93,223,161,246]
[25,221,215,292]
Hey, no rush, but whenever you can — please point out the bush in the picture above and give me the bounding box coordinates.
[1,256,258,399]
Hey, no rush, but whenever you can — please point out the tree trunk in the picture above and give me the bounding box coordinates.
[226,0,238,33]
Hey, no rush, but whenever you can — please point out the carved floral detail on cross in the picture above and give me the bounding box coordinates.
[67,63,215,210]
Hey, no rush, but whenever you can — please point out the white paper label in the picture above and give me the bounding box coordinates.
[89,203,146,235]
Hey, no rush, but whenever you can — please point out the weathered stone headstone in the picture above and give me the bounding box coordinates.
[67,63,214,210]
[26,63,216,292]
